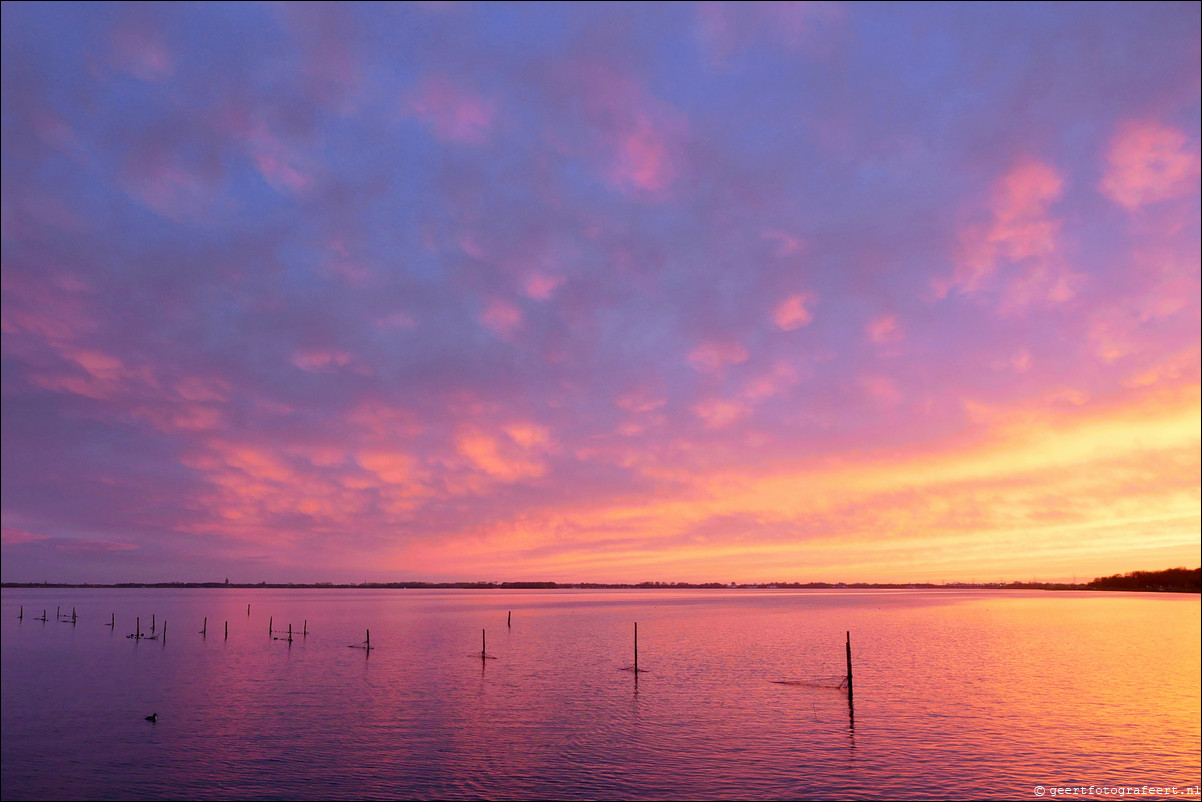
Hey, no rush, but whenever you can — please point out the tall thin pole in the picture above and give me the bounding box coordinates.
[845,631,854,706]
[202,617,207,636]
[482,628,487,658]
[634,622,639,673]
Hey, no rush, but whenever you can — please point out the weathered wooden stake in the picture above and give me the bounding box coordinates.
[136,616,141,639]
[202,617,207,636]
[269,616,273,635]
[224,620,229,639]
[72,607,77,622]
[507,610,511,628]
[247,603,251,616]
[366,628,371,648]
[57,606,61,619]
[634,621,639,673]
[288,623,293,642]
[151,613,156,633]
[162,620,167,639]
[482,628,487,658]
[108,612,115,628]
[303,619,308,636]
[18,605,22,620]
[845,631,854,706]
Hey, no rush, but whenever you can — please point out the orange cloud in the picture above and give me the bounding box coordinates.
[390,382,1201,583]
[456,424,551,482]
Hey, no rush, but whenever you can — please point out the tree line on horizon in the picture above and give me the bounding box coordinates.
[1085,567,1200,593]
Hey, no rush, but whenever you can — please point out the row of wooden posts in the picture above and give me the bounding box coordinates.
[15,604,855,707]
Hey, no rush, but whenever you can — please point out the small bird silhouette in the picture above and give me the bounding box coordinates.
[145,713,158,723]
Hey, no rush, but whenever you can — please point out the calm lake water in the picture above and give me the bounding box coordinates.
[1,588,1198,800]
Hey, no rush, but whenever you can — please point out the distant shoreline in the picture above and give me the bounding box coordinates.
[3,579,1199,593]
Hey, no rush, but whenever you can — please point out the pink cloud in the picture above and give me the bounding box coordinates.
[762,229,805,257]
[55,538,138,553]
[1100,120,1201,210]
[859,374,902,408]
[688,340,749,373]
[2,528,51,546]
[523,272,563,300]
[109,23,173,82]
[554,62,688,200]
[693,398,749,429]
[480,299,524,338]
[292,349,361,373]
[939,160,1079,310]
[610,122,676,195]
[616,389,667,413]
[456,427,547,482]
[867,314,903,345]
[249,125,312,194]
[406,75,497,145]
[355,449,417,485]
[696,1,845,65]
[772,293,815,331]
[741,360,799,402]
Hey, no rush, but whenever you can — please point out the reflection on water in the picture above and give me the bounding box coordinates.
[2,589,1199,800]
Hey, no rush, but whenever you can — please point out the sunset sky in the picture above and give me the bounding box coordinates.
[2,3,1199,584]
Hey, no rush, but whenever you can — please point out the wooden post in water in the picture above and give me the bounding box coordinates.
[366,629,371,649]
[72,607,77,623]
[202,617,207,636]
[247,603,251,616]
[162,620,167,640]
[57,606,61,619]
[481,628,486,658]
[845,631,854,706]
[224,620,229,639]
[634,621,639,673]
[303,620,308,636]
[288,623,293,642]
[269,616,273,635]
[18,605,22,620]
[507,610,511,628]
[151,613,156,634]
[136,616,141,639]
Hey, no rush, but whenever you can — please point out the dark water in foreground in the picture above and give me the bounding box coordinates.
[1,588,1199,800]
